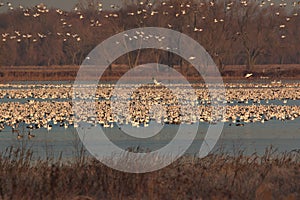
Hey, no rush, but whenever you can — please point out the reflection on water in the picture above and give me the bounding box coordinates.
[0,118,299,161]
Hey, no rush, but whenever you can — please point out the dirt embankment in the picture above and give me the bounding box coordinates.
[1,64,300,82]
[221,64,300,79]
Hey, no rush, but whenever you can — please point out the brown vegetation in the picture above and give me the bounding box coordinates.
[0,146,300,199]
[1,64,300,82]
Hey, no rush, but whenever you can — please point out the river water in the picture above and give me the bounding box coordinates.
[0,118,299,160]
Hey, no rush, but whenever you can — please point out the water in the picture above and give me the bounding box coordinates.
[1,118,299,161]
[1,81,300,161]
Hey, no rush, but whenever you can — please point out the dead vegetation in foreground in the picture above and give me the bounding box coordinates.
[0,147,300,200]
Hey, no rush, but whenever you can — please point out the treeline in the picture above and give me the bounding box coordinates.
[0,0,299,70]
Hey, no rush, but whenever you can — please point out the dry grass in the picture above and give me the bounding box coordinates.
[0,146,300,199]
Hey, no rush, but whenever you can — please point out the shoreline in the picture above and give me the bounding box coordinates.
[1,64,300,82]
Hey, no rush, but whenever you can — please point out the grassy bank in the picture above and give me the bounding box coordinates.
[0,146,299,199]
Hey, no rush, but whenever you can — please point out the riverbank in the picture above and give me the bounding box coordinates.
[1,64,300,82]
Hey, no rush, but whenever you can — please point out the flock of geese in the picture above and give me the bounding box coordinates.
[1,81,300,139]
[0,0,299,43]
